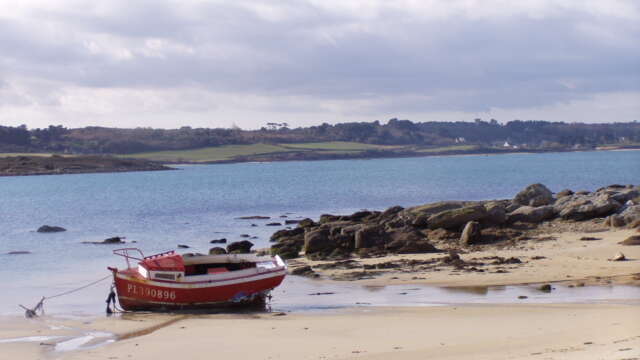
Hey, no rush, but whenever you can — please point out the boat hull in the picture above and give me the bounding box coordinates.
[112,269,286,311]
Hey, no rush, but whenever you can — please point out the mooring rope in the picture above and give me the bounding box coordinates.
[19,274,113,317]
[45,274,112,300]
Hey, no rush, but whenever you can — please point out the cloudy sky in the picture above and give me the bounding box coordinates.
[0,0,638,129]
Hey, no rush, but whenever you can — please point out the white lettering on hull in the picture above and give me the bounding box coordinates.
[126,283,176,300]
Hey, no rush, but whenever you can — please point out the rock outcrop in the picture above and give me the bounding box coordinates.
[227,240,254,254]
[507,205,555,224]
[427,204,487,230]
[513,183,553,207]
[37,225,66,233]
[268,182,639,261]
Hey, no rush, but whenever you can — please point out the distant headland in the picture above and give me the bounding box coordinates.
[1,119,639,165]
[0,155,172,177]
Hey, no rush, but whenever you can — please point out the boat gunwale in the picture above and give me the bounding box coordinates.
[114,267,287,286]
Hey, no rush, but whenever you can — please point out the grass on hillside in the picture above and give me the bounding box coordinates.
[122,144,290,162]
[123,142,402,162]
[281,141,397,151]
[122,142,498,163]
[415,145,479,153]
[0,153,70,157]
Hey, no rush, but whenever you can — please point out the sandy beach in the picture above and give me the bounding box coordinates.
[1,227,639,360]
[2,303,639,360]
[291,228,640,287]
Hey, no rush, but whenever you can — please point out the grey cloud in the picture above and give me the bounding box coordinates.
[1,0,638,115]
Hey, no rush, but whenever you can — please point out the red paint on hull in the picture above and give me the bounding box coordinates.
[113,271,286,311]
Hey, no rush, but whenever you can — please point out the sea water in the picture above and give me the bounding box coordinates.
[1,150,639,314]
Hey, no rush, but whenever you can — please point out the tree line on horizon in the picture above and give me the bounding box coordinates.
[0,119,639,154]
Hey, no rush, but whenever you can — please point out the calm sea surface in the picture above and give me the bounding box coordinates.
[1,150,639,315]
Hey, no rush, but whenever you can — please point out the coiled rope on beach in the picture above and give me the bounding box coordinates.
[19,274,113,318]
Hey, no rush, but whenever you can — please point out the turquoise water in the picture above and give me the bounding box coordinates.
[1,150,639,314]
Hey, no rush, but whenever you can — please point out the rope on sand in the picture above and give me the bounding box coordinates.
[19,274,113,318]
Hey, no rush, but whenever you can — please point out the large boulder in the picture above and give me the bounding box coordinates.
[270,241,302,259]
[483,202,507,225]
[343,210,374,222]
[270,227,306,259]
[395,240,440,254]
[513,184,554,207]
[556,189,574,198]
[298,218,316,228]
[303,228,334,255]
[406,201,469,227]
[226,240,254,254]
[354,225,388,249]
[406,201,469,217]
[319,214,341,224]
[37,225,66,233]
[619,205,640,226]
[385,227,426,251]
[507,205,556,224]
[380,205,404,219]
[270,227,304,242]
[610,189,639,204]
[557,194,622,220]
[427,204,487,230]
[460,221,481,245]
[606,214,626,228]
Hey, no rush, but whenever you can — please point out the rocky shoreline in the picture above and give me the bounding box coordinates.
[0,155,173,176]
[269,183,640,283]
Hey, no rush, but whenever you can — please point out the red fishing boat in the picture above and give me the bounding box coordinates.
[108,248,287,311]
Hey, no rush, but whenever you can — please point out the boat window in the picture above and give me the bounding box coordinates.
[154,273,177,280]
[184,262,257,276]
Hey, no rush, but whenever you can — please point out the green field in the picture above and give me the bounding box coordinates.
[122,142,401,163]
[122,144,290,162]
[281,141,396,151]
[415,145,479,153]
[0,153,68,157]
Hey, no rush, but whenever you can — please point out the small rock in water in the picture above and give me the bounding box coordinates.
[518,295,528,299]
[308,292,335,296]
[266,222,282,226]
[102,236,125,244]
[37,225,66,233]
[6,251,32,255]
[240,234,250,238]
[237,216,270,220]
[210,238,227,244]
[538,284,553,292]
[177,244,190,249]
[610,252,626,261]
[83,236,126,244]
[209,247,227,255]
